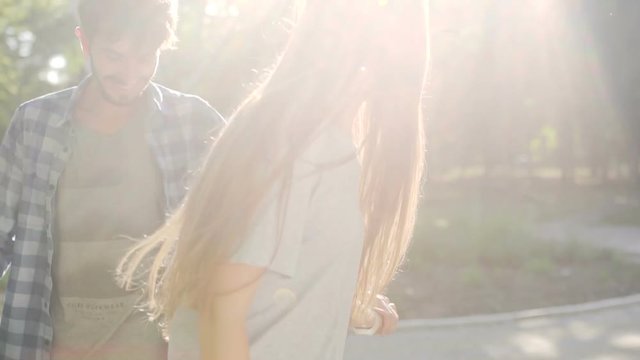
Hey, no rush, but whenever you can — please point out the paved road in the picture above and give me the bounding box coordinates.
[345,299,640,360]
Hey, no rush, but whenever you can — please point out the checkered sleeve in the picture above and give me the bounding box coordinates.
[185,96,226,175]
[195,96,226,143]
[0,107,25,276]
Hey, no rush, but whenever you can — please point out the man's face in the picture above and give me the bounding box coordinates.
[83,31,160,106]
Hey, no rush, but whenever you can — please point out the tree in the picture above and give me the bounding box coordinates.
[0,0,82,132]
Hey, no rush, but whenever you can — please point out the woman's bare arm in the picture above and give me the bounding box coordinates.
[197,263,264,360]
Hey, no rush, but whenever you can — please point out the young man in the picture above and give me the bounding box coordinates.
[0,1,225,359]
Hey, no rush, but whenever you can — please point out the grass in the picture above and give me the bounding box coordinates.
[0,272,6,309]
[601,206,640,226]
[388,181,640,318]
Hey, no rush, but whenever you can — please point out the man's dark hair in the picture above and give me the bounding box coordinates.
[76,0,178,50]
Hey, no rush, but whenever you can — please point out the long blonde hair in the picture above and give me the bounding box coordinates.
[118,0,428,326]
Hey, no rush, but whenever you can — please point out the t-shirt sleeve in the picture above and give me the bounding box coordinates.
[229,163,318,277]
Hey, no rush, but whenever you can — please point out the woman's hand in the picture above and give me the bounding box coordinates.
[351,294,399,336]
[372,294,398,336]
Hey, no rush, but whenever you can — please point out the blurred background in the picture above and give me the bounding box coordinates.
[1,0,640,318]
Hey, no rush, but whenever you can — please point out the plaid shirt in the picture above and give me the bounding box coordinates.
[0,79,225,360]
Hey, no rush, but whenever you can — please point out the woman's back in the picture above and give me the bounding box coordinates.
[168,128,364,360]
[118,2,428,358]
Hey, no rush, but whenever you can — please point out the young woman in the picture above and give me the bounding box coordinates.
[118,0,428,359]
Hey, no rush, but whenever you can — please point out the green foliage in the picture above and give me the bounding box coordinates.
[410,204,540,268]
[0,0,294,128]
[523,257,554,275]
[529,126,559,162]
[0,271,6,291]
[0,0,83,133]
[407,185,631,273]
[460,266,485,286]
[391,184,640,318]
[601,206,640,226]
[158,0,292,115]
[2,0,640,181]
[0,272,5,309]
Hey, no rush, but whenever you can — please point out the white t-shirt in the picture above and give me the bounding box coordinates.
[168,129,364,360]
[52,118,166,360]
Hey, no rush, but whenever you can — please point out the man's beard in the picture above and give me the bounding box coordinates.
[89,55,148,107]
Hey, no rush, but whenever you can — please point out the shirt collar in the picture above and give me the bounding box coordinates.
[53,76,165,127]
